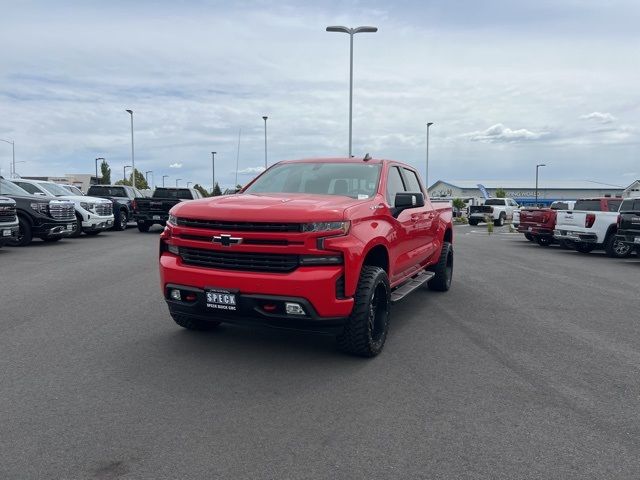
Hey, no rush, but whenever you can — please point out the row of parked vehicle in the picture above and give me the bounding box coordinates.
[516,196,640,258]
[0,176,206,249]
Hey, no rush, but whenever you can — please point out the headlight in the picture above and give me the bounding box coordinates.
[30,202,49,214]
[80,202,96,212]
[168,214,177,225]
[302,221,350,234]
[299,254,343,265]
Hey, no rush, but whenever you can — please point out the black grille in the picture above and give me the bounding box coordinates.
[95,203,113,216]
[0,204,16,221]
[49,202,75,221]
[177,218,301,232]
[179,246,299,272]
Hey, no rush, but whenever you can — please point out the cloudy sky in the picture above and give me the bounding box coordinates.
[1,0,639,190]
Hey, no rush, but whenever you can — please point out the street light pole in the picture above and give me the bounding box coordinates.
[95,157,104,185]
[211,151,216,194]
[124,165,132,183]
[125,109,136,189]
[145,170,153,189]
[176,178,181,187]
[162,175,168,187]
[426,122,434,190]
[326,25,378,158]
[535,163,546,207]
[262,116,268,169]
[0,139,15,178]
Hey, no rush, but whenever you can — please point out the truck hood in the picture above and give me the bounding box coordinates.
[56,195,110,204]
[171,193,366,222]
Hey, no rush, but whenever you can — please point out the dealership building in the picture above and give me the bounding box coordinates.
[428,180,625,206]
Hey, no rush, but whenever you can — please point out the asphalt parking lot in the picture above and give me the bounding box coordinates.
[1,225,640,479]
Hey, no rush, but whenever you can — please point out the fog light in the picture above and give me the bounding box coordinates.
[168,244,179,255]
[285,302,305,315]
[170,289,181,301]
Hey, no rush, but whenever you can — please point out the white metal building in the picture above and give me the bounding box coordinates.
[428,180,624,206]
[623,180,640,198]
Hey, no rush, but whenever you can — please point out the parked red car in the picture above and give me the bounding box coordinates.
[518,200,576,246]
[159,157,454,356]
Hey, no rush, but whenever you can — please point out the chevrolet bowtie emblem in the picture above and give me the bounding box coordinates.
[213,234,243,247]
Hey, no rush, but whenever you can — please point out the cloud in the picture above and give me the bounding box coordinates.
[237,166,265,175]
[463,124,546,143]
[580,112,616,123]
[169,163,182,168]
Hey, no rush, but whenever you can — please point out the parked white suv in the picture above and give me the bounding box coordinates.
[468,198,519,226]
[11,179,114,236]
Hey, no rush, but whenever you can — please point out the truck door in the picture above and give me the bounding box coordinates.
[402,167,436,260]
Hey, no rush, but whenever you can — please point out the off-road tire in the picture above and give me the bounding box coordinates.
[71,213,83,238]
[537,236,552,247]
[171,312,221,331]
[8,216,32,247]
[428,241,453,292]
[604,233,632,258]
[575,243,595,254]
[469,219,479,226]
[524,233,534,241]
[337,265,390,357]
[114,209,128,231]
[137,222,150,233]
[494,213,505,227]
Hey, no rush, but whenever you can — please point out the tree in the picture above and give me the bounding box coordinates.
[115,169,149,189]
[452,198,466,211]
[212,182,222,196]
[193,184,209,197]
[100,159,111,185]
[495,188,507,198]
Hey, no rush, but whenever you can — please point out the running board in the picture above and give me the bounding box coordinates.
[390,271,435,303]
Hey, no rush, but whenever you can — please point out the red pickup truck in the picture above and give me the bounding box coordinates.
[518,200,575,247]
[159,157,453,357]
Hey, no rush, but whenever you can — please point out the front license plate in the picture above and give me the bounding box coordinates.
[153,215,161,220]
[206,290,237,311]
[67,224,74,230]
[2,229,10,237]
[634,237,640,244]
[527,227,532,232]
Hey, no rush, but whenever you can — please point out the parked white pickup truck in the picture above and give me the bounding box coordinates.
[553,197,632,257]
[12,179,114,236]
[468,198,519,226]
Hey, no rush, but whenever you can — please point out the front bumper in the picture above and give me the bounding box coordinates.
[0,221,19,245]
[34,220,77,238]
[616,230,640,247]
[160,252,354,326]
[82,214,114,231]
[554,229,598,243]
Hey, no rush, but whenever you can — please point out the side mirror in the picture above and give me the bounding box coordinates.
[394,192,425,214]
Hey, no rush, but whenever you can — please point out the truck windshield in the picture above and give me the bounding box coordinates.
[244,162,381,199]
[39,182,71,196]
[153,188,193,199]
[88,186,127,197]
[0,179,31,196]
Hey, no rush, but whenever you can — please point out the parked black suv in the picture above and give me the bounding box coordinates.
[133,187,202,232]
[86,185,145,231]
[617,198,640,254]
[0,195,19,247]
[0,178,76,246]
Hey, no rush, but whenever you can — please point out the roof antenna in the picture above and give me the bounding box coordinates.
[363,153,371,162]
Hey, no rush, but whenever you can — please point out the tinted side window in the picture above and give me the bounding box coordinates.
[386,167,406,204]
[15,182,41,194]
[402,168,422,193]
